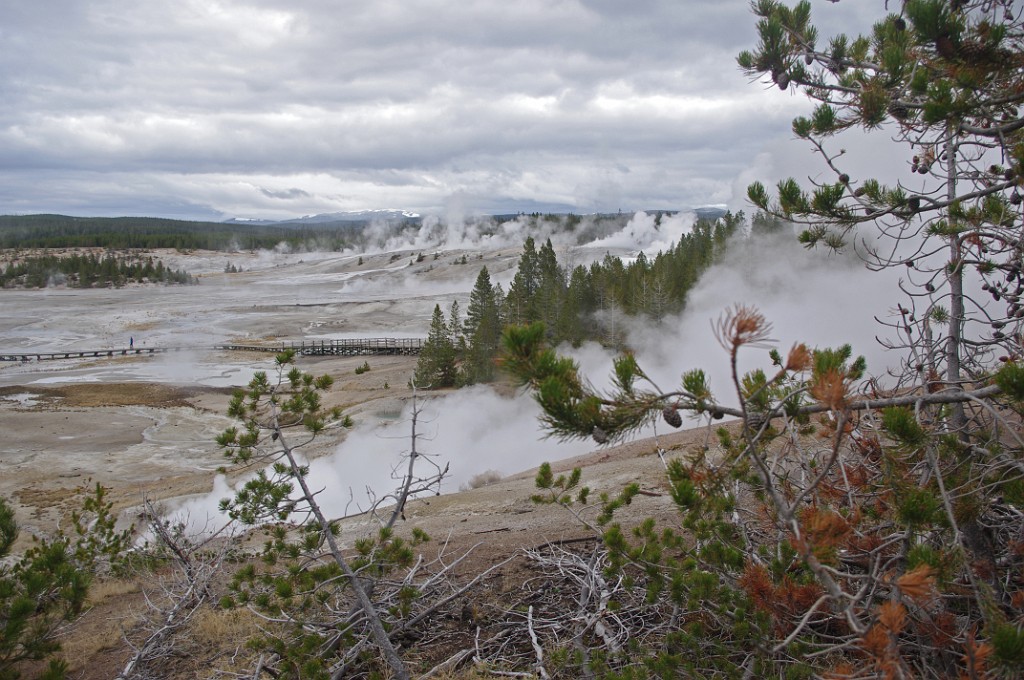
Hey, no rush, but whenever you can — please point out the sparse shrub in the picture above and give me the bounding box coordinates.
[505,302,1024,676]
[214,354,459,679]
[355,361,371,375]
[0,485,131,678]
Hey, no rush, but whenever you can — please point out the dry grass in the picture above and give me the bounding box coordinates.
[0,382,199,408]
[15,484,81,509]
[52,382,196,407]
[190,606,263,645]
[188,607,267,678]
[86,577,142,604]
[426,664,528,679]
[58,578,144,676]
[67,588,266,679]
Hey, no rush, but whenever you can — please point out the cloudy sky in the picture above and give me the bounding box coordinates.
[0,1,880,221]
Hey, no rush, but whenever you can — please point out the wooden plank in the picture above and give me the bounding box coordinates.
[0,338,426,361]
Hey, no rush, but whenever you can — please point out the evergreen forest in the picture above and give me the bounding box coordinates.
[0,214,362,251]
[0,252,195,289]
[413,211,745,388]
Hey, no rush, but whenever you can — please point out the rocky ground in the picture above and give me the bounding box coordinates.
[1,355,715,679]
[0,246,715,678]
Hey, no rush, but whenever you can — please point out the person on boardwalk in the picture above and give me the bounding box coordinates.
[129,337,134,349]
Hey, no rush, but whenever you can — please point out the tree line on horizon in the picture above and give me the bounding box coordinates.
[0,214,360,251]
[0,211,716,254]
[0,252,195,289]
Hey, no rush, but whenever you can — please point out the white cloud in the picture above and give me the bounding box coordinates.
[0,0,887,218]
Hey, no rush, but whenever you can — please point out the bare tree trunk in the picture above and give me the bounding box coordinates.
[945,128,968,432]
[274,414,411,680]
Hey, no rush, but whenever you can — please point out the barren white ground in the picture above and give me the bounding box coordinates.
[0,244,692,554]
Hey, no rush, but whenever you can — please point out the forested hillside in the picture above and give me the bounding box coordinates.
[0,214,361,251]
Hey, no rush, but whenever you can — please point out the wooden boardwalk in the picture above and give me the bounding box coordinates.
[0,347,186,362]
[0,338,424,362]
[219,338,425,357]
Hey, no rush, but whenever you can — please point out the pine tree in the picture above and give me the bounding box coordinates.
[0,487,129,679]
[626,251,651,316]
[499,2,1024,677]
[506,236,539,325]
[739,0,1024,414]
[462,267,503,383]
[446,300,462,351]
[561,264,597,344]
[217,352,426,679]
[534,239,566,342]
[413,304,458,388]
[492,281,506,317]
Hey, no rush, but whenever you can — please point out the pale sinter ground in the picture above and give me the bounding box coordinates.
[1,246,726,678]
[0,246,712,556]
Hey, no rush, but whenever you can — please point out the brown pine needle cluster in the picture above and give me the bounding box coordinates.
[811,368,851,411]
[896,564,936,604]
[714,304,774,352]
[785,342,813,372]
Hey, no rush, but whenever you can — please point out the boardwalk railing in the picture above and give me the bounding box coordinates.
[0,338,425,362]
[219,338,425,357]
[0,347,185,362]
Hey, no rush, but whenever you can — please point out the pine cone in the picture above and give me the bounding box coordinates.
[887,101,909,121]
[591,425,609,445]
[958,40,988,63]
[662,406,682,429]
[745,410,769,432]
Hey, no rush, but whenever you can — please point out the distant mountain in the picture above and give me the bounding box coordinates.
[227,205,733,227]
[223,210,420,226]
[222,206,732,227]
[693,205,729,220]
[288,210,420,223]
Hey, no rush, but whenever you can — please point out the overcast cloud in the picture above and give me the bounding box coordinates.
[0,1,879,220]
